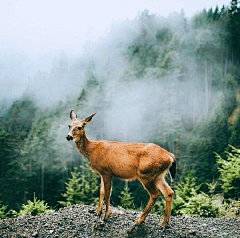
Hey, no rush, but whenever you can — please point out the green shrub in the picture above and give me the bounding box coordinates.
[0,201,8,219]
[119,185,135,209]
[59,164,99,206]
[172,173,220,217]
[216,145,240,199]
[15,195,54,217]
[182,192,219,217]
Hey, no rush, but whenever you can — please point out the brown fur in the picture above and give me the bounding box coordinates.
[67,110,175,228]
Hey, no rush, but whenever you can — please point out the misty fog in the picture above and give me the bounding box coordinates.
[1,10,224,145]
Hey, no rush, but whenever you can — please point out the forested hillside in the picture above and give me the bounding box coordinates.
[0,1,240,216]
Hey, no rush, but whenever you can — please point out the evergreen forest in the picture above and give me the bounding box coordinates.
[0,1,240,218]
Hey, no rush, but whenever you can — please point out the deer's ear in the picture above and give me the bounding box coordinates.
[84,112,97,123]
[70,110,77,121]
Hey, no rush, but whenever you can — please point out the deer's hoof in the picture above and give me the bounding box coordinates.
[136,217,144,226]
[128,222,143,233]
[94,220,105,230]
[128,225,137,233]
[96,208,102,216]
[128,219,145,233]
[103,212,110,221]
[161,220,169,228]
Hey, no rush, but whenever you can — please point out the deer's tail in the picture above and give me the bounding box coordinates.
[169,134,180,181]
[169,159,176,180]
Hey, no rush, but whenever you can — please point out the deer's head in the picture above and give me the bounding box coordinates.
[66,110,96,142]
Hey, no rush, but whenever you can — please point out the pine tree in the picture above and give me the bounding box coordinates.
[229,111,240,148]
[0,98,37,209]
[59,164,99,206]
[172,173,220,217]
[16,194,54,217]
[119,186,135,209]
[216,145,240,199]
[59,168,83,206]
[229,0,240,61]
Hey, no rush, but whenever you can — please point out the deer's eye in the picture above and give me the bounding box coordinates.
[78,127,82,130]
[68,125,71,129]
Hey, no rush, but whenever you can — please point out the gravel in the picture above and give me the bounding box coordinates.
[0,204,239,238]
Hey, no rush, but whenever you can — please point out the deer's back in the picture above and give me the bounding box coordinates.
[90,140,174,180]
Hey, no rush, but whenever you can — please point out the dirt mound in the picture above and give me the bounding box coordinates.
[0,204,239,237]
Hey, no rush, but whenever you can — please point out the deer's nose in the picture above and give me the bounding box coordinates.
[66,135,73,141]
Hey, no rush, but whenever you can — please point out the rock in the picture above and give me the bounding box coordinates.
[189,230,196,235]
[32,231,38,237]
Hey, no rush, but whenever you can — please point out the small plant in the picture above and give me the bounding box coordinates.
[119,185,135,209]
[219,199,240,217]
[59,164,99,206]
[16,194,54,217]
[216,145,240,199]
[59,167,83,206]
[182,192,220,217]
[172,172,220,217]
[0,201,8,219]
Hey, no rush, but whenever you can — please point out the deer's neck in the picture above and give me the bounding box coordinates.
[75,131,93,159]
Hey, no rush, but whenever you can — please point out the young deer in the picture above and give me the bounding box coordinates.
[66,110,175,228]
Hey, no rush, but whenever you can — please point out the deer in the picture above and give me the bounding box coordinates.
[66,110,175,230]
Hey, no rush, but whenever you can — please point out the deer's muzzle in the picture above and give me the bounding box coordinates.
[66,135,73,141]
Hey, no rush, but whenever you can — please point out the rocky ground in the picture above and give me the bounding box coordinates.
[0,204,239,238]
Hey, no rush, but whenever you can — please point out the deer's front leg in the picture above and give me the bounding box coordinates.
[96,176,104,216]
[102,175,112,221]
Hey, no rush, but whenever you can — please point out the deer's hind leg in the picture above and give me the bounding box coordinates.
[136,178,161,225]
[155,176,174,227]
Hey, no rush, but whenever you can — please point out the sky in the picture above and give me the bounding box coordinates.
[0,0,231,55]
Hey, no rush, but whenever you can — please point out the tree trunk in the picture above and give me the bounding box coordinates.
[41,159,44,200]
[205,60,209,114]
